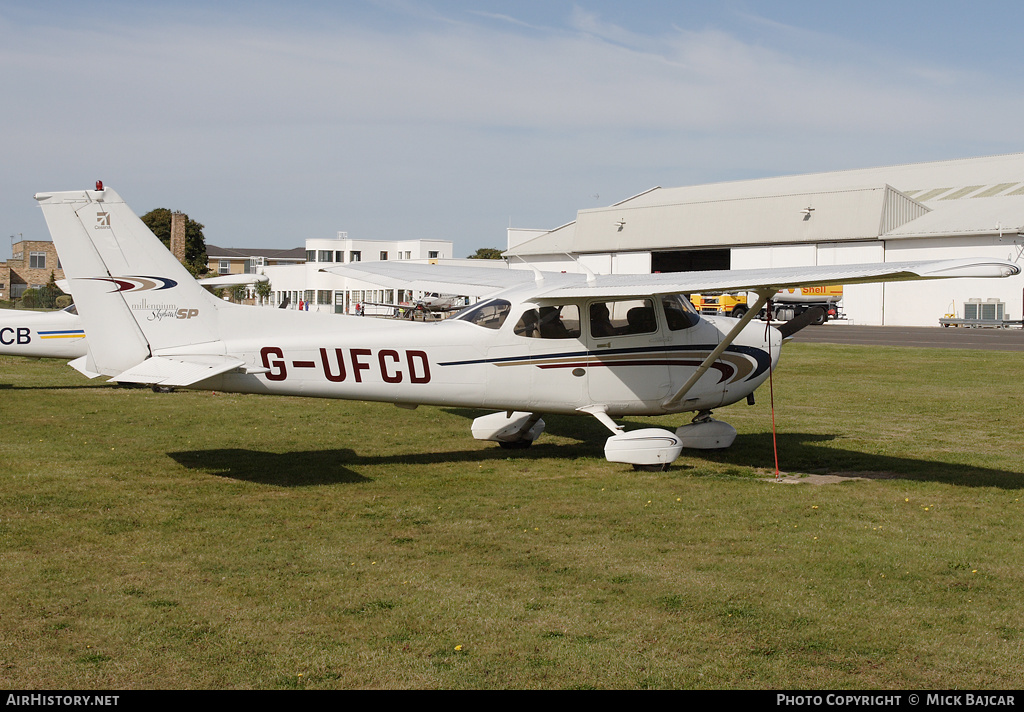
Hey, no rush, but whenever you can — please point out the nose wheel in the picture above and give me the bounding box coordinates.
[578,405,684,469]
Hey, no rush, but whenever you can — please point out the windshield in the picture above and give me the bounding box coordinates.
[662,294,700,330]
[451,299,511,329]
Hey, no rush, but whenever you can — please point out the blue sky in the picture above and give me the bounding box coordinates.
[3,0,1024,257]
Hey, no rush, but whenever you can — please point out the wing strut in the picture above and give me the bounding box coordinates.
[662,290,774,410]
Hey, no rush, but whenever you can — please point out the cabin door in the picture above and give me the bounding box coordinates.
[584,297,671,413]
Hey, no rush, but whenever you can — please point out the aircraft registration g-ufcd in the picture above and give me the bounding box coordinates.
[32,185,1020,469]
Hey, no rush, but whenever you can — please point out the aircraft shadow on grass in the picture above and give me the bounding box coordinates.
[168,409,1024,490]
[0,382,108,391]
[168,444,561,487]
[446,408,1024,490]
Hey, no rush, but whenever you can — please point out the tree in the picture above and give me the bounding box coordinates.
[140,208,208,276]
[38,271,66,309]
[254,278,272,306]
[19,288,40,309]
[467,247,504,259]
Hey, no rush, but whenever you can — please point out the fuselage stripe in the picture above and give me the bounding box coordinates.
[437,343,771,382]
[37,330,86,339]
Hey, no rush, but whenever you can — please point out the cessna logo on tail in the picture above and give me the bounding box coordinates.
[95,212,111,229]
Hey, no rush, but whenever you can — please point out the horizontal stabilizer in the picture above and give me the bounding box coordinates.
[111,354,245,387]
[67,356,101,379]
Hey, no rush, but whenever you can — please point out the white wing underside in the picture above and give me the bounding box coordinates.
[324,258,1020,302]
[322,262,547,298]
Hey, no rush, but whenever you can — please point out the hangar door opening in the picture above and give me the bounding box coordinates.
[651,249,730,273]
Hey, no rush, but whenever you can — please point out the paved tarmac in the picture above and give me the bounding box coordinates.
[789,322,1024,351]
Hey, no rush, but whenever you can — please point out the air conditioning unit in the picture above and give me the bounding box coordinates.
[963,298,1005,321]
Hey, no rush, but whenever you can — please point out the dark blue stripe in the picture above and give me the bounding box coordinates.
[439,343,772,379]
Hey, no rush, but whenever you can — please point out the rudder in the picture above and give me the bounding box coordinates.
[36,185,223,377]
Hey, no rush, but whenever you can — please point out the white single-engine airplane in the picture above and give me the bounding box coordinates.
[34,186,1020,469]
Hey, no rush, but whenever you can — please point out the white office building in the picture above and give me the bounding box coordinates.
[260,233,454,314]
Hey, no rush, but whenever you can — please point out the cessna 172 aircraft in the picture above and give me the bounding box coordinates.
[34,185,1020,469]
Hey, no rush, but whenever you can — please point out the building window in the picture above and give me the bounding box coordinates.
[318,250,334,263]
[219,260,230,275]
[335,251,343,263]
[306,250,316,262]
[30,252,46,269]
[349,251,361,262]
[428,251,439,259]
[379,251,388,260]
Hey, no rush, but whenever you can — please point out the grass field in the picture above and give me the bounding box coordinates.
[1,343,1023,690]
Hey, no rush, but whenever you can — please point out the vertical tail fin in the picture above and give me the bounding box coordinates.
[35,186,223,378]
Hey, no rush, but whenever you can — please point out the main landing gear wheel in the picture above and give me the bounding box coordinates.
[632,462,670,472]
[472,411,546,450]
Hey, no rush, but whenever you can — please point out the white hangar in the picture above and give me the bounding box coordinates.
[504,153,1024,327]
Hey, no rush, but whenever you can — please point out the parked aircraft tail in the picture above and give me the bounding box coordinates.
[35,185,237,385]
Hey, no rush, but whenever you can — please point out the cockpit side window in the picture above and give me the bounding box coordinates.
[661,294,701,331]
[514,304,581,339]
[589,299,658,337]
[452,299,511,329]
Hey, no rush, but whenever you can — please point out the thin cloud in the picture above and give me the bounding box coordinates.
[2,3,1023,253]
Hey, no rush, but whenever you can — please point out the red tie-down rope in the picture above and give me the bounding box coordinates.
[765,299,780,480]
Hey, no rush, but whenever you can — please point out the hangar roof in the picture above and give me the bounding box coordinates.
[506,153,1024,256]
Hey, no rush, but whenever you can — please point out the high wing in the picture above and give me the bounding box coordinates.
[322,261,577,298]
[196,273,269,287]
[533,259,1020,300]
[322,258,1019,302]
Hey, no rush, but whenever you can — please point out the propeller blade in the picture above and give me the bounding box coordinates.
[778,307,826,338]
